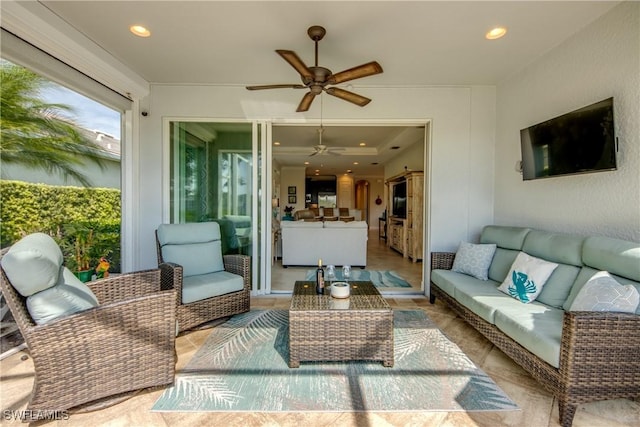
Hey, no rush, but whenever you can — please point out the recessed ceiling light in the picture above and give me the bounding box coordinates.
[359,142,366,146]
[274,141,281,146]
[353,162,359,165]
[130,25,151,37]
[486,27,507,40]
[304,161,309,165]
[315,169,320,172]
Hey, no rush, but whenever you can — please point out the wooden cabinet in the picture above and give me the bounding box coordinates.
[385,171,423,262]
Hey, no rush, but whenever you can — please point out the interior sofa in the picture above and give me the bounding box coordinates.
[430,225,640,427]
[280,220,367,267]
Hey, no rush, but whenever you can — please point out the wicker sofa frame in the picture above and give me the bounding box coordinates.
[430,252,640,427]
[156,233,251,332]
[0,260,177,416]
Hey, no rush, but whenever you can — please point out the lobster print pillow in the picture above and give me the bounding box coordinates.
[498,252,558,303]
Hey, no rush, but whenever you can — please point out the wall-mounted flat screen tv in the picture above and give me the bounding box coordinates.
[520,98,616,180]
[392,181,407,218]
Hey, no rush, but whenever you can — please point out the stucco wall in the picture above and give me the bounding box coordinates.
[137,84,496,269]
[495,2,640,241]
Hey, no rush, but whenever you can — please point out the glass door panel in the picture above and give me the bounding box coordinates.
[169,120,254,250]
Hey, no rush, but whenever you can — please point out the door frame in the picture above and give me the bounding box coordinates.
[267,118,432,295]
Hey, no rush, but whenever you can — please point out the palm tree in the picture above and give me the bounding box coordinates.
[0,61,105,187]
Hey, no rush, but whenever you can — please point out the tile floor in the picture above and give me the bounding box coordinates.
[1,231,638,426]
[271,229,424,293]
[2,296,638,426]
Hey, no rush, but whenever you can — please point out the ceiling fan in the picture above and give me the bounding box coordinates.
[310,127,345,156]
[246,25,383,112]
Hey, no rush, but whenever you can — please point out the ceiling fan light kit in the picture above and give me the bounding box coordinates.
[246,25,383,112]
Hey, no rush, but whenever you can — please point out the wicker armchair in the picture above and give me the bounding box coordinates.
[0,246,177,415]
[156,222,251,332]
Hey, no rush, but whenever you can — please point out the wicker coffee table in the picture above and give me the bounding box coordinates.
[288,280,394,368]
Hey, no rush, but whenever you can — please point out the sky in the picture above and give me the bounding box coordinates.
[41,83,121,138]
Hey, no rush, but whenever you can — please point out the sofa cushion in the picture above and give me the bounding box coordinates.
[569,271,640,313]
[519,230,584,308]
[498,252,558,303]
[430,269,461,298]
[182,270,245,304]
[26,267,99,325]
[522,230,584,266]
[451,278,511,324]
[564,267,640,314]
[535,264,581,308]
[1,232,64,296]
[493,302,564,368]
[452,242,496,280]
[480,225,530,250]
[487,248,521,283]
[582,236,640,282]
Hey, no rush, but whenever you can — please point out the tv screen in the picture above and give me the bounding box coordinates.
[392,181,407,218]
[520,98,616,180]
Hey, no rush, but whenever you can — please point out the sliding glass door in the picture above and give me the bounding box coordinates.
[167,120,269,293]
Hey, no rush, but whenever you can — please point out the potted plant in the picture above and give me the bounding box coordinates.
[283,205,295,220]
[60,223,95,282]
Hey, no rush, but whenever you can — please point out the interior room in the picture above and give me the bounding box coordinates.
[270,123,427,293]
[1,2,638,427]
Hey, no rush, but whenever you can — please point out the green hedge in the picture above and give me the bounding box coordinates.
[1,180,121,272]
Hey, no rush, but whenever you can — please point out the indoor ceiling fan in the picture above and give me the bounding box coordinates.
[246,25,383,112]
[310,127,344,156]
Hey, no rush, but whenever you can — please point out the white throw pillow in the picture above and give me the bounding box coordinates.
[569,271,640,313]
[451,242,497,280]
[498,252,558,303]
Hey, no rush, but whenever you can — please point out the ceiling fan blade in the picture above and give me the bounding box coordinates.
[328,61,383,84]
[296,92,316,112]
[246,84,307,90]
[325,87,371,107]
[276,50,314,82]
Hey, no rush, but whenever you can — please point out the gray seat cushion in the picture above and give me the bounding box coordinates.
[493,302,564,368]
[182,271,245,304]
[453,279,514,324]
[27,267,99,325]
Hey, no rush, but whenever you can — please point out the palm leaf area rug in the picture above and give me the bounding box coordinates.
[304,269,411,287]
[152,310,518,414]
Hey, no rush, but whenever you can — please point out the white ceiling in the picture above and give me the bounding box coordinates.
[38,0,618,176]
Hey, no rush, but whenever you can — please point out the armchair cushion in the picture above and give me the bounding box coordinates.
[182,271,245,304]
[157,222,221,244]
[0,232,64,296]
[161,241,224,276]
[27,267,99,325]
[157,223,225,276]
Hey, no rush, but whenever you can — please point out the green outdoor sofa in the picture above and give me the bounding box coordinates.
[430,225,640,427]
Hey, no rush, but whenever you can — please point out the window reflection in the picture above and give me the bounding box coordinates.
[170,122,253,255]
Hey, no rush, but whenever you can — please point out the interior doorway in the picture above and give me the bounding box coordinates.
[269,121,429,295]
[355,180,370,225]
